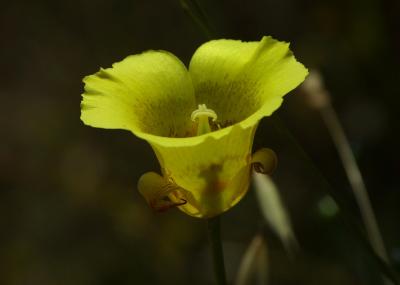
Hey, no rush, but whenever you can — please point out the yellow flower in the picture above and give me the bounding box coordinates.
[81,36,308,218]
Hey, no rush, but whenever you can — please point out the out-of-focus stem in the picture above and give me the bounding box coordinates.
[271,115,399,284]
[179,0,214,39]
[303,71,391,284]
[320,105,389,261]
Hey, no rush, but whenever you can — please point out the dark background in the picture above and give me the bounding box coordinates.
[1,0,399,284]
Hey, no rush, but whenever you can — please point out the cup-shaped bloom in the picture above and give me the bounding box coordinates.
[80,36,308,218]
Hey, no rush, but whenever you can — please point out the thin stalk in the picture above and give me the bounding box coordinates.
[207,216,227,285]
[321,105,389,262]
[320,105,391,285]
[302,71,392,284]
[270,116,399,285]
[179,0,215,39]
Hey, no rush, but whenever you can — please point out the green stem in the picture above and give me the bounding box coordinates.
[179,0,215,39]
[320,105,391,285]
[207,216,227,285]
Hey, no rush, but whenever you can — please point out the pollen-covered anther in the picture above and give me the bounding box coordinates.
[191,104,218,136]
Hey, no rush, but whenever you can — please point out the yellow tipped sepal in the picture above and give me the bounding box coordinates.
[137,172,187,212]
[251,148,277,174]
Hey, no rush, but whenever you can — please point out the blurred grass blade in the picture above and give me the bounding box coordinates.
[303,71,388,259]
[302,71,392,285]
[269,115,400,285]
[252,171,298,256]
[235,235,268,285]
[179,0,214,39]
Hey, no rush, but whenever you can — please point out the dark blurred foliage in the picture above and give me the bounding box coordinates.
[1,0,399,284]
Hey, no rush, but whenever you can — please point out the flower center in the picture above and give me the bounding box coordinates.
[191,104,217,135]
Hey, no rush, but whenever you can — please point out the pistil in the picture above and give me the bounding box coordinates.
[191,104,217,135]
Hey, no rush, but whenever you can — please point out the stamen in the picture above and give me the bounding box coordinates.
[191,104,218,135]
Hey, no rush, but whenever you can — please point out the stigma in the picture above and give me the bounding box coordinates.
[191,104,217,135]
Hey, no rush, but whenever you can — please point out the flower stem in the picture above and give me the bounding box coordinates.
[207,216,227,285]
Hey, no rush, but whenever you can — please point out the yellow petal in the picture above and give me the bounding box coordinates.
[189,36,308,129]
[81,51,196,138]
